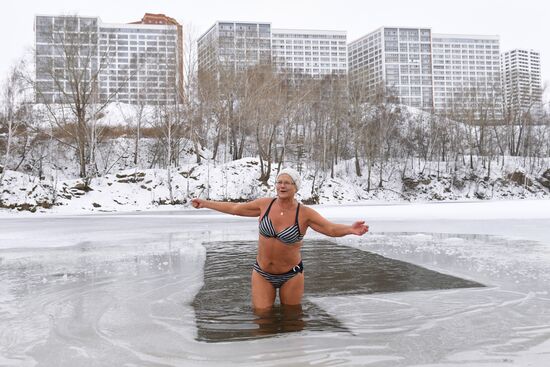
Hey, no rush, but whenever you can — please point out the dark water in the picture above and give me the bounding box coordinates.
[193,240,484,342]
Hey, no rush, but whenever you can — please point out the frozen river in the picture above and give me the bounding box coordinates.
[1,200,550,366]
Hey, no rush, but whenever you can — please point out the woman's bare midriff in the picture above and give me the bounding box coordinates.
[256,236,303,273]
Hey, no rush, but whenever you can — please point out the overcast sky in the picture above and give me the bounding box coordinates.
[3,0,549,101]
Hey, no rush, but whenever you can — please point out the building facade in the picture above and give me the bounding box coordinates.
[349,27,504,119]
[271,29,347,79]
[197,21,272,74]
[197,21,347,82]
[432,34,502,117]
[501,49,542,116]
[35,14,183,105]
[348,27,433,109]
[35,15,99,104]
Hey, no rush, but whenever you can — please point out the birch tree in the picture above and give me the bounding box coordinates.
[0,61,29,188]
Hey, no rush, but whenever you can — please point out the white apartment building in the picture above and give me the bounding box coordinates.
[271,29,347,79]
[35,14,182,105]
[348,27,434,109]
[501,49,542,116]
[197,21,272,73]
[349,27,504,118]
[197,21,347,82]
[432,34,502,117]
[348,28,383,93]
[35,15,99,104]
[98,23,180,104]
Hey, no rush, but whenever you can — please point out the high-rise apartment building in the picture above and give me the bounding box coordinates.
[349,27,504,118]
[271,29,347,78]
[432,34,502,116]
[197,21,347,81]
[35,14,183,105]
[35,15,99,104]
[348,27,434,109]
[197,21,272,73]
[501,49,542,116]
[348,28,383,96]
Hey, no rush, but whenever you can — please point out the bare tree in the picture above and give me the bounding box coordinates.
[0,60,30,188]
[365,85,401,189]
[348,81,367,177]
[507,85,546,158]
[33,15,132,182]
[250,66,286,184]
[181,24,204,164]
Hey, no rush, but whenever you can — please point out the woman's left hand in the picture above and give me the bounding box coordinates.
[350,221,369,236]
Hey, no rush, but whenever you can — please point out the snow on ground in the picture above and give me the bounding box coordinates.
[1,200,550,365]
[1,154,549,215]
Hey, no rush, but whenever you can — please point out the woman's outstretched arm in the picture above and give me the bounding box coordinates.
[305,207,369,237]
[191,198,266,217]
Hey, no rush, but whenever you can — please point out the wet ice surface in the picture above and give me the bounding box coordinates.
[320,232,550,366]
[1,202,550,366]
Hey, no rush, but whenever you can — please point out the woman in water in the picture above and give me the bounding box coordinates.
[191,168,369,310]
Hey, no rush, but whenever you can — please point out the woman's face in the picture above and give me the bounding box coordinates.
[276,174,296,199]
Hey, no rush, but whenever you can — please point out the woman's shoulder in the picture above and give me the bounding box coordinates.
[298,202,315,215]
[298,204,326,226]
[251,197,275,206]
[256,197,276,202]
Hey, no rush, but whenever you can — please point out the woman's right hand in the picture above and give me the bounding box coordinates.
[191,198,204,209]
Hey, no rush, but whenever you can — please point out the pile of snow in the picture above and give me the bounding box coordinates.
[0,170,55,211]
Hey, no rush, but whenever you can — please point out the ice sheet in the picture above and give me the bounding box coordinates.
[1,200,550,366]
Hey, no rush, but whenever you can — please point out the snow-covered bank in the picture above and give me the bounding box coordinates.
[1,156,549,214]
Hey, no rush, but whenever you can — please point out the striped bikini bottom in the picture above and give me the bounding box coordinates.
[253,260,304,289]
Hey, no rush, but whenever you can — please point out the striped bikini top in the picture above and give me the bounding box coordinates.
[259,198,304,245]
